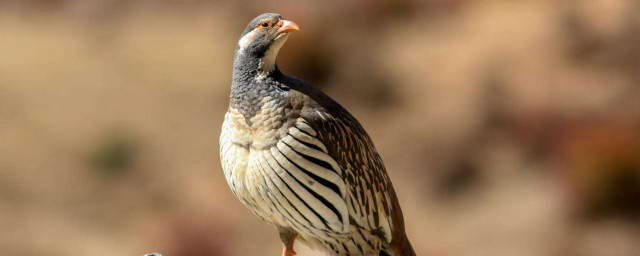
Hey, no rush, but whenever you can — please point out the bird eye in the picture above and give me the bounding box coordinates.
[260,22,269,28]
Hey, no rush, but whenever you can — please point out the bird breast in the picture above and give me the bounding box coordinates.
[220,96,297,201]
[225,96,296,150]
[219,95,351,238]
[219,98,291,222]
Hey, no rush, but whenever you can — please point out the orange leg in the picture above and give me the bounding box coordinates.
[281,247,296,256]
[278,227,297,256]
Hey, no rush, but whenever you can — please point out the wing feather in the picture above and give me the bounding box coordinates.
[296,104,396,243]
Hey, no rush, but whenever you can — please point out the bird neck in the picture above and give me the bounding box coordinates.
[232,53,263,81]
[231,51,284,90]
[233,53,283,82]
[230,52,287,122]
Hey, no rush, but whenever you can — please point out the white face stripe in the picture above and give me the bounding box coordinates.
[237,26,290,78]
[238,28,260,54]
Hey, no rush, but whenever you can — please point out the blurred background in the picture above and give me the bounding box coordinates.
[1,0,639,255]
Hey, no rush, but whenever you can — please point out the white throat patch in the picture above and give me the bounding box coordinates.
[258,33,289,77]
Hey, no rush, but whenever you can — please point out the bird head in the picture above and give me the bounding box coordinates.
[236,13,300,73]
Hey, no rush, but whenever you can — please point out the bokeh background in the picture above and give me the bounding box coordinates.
[1,0,640,255]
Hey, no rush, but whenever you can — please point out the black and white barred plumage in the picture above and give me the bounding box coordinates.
[219,13,415,256]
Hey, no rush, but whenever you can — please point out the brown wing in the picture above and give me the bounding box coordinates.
[283,75,414,254]
[295,94,402,245]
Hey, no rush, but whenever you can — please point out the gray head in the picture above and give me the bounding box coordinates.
[235,13,299,74]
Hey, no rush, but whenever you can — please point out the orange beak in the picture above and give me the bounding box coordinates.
[277,20,300,33]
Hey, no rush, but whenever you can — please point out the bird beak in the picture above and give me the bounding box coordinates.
[277,20,300,33]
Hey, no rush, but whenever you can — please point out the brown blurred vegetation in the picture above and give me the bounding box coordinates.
[1,0,639,255]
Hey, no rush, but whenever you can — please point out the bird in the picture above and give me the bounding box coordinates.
[219,13,416,256]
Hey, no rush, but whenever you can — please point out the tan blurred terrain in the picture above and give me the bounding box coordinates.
[1,1,639,255]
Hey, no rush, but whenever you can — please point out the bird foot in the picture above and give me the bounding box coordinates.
[282,248,296,256]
